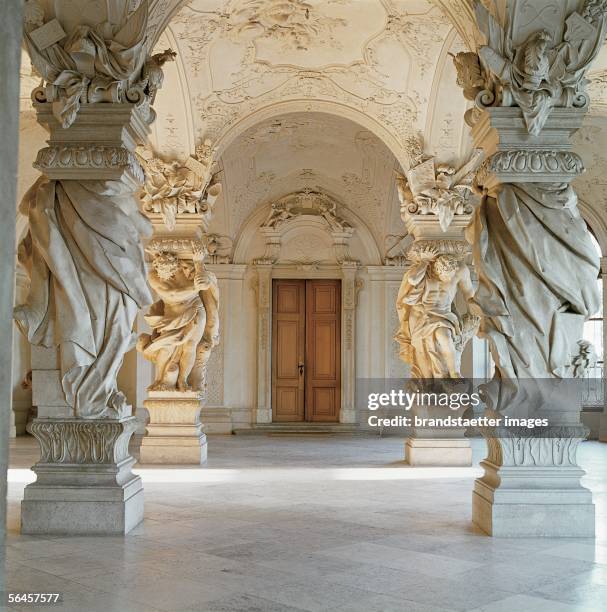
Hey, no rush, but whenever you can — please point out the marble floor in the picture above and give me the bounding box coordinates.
[4,435,607,612]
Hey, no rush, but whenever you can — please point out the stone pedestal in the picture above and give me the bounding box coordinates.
[22,417,143,535]
[405,438,472,466]
[405,404,472,466]
[140,391,207,464]
[472,427,594,537]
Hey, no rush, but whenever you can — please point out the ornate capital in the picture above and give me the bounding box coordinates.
[32,102,151,185]
[24,0,176,128]
[34,145,144,183]
[140,146,221,233]
[452,1,607,135]
[470,107,587,191]
[396,150,482,235]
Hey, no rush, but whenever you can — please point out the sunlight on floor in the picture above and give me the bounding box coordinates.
[7,466,484,484]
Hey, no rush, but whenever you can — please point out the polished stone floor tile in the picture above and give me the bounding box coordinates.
[4,436,607,612]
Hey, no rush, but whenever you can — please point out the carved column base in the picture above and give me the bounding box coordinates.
[472,431,594,537]
[21,417,143,535]
[255,408,272,424]
[404,404,472,466]
[140,391,207,465]
[339,406,357,424]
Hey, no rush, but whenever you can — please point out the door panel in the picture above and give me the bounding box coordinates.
[306,280,341,422]
[272,280,305,422]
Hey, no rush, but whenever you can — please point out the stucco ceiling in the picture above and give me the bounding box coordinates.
[213,111,401,252]
[17,0,607,250]
[147,0,475,249]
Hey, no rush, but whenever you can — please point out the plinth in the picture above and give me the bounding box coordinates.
[22,417,143,535]
[139,390,207,464]
[405,404,472,467]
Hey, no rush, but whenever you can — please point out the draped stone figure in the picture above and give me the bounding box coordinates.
[16,0,179,534]
[467,182,600,412]
[468,182,600,381]
[138,244,219,393]
[450,1,604,411]
[396,247,479,379]
[14,176,152,419]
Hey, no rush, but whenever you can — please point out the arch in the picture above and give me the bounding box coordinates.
[211,100,410,172]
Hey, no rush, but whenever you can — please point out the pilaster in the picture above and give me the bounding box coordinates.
[599,257,607,443]
[254,263,274,424]
[340,262,360,424]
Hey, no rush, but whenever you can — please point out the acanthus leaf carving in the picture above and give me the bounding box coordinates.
[30,418,135,465]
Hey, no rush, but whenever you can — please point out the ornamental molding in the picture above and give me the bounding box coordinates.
[476,149,585,187]
[34,145,144,183]
[140,141,220,232]
[165,0,458,159]
[261,189,352,233]
[256,190,358,266]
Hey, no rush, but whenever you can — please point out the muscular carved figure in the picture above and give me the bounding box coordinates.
[138,245,219,392]
[396,247,479,379]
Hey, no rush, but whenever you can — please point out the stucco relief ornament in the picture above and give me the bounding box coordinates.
[23,0,176,128]
[452,1,607,134]
[396,151,483,232]
[141,143,221,231]
[137,243,220,393]
[230,0,346,51]
[395,244,480,379]
[261,190,351,232]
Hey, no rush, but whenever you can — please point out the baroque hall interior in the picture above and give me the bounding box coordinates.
[1,0,607,611]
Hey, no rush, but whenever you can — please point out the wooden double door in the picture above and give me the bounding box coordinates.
[272,280,341,422]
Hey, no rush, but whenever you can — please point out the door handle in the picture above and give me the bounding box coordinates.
[298,363,304,376]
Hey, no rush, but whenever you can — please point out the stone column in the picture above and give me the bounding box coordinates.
[340,262,360,424]
[0,0,23,588]
[395,152,481,466]
[137,151,222,463]
[16,5,175,534]
[452,0,605,536]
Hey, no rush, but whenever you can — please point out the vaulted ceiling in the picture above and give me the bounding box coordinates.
[17,0,607,255]
[147,0,473,253]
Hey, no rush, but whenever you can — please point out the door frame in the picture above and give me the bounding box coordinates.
[254,263,359,425]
